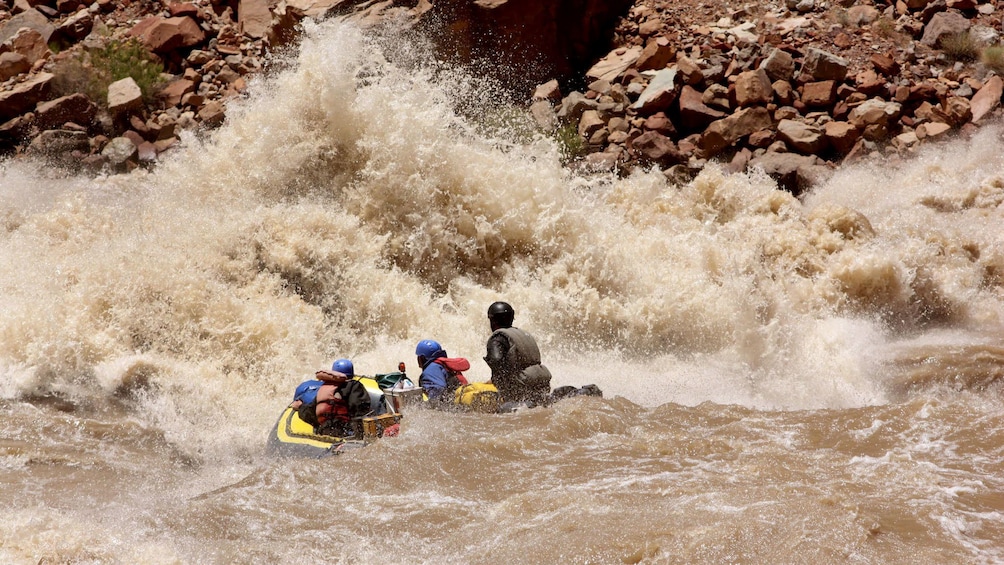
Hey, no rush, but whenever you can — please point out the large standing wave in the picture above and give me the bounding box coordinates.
[2,19,1004,461]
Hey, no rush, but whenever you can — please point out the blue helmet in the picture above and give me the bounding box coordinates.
[294,379,323,404]
[331,358,354,377]
[415,339,444,359]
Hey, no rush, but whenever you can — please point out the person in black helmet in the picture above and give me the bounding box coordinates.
[484,301,552,406]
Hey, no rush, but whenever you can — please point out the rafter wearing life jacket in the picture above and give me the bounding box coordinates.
[433,357,470,393]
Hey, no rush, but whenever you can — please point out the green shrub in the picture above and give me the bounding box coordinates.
[552,123,586,164]
[51,38,165,106]
[872,17,896,37]
[981,44,1004,74]
[941,32,980,62]
[464,102,585,164]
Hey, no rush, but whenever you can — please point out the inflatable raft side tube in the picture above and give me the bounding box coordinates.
[266,406,362,458]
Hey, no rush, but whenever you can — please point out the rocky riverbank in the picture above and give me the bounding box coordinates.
[1,0,1002,190]
[551,0,1004,192]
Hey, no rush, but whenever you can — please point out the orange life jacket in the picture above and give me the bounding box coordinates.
[433,357,470,389]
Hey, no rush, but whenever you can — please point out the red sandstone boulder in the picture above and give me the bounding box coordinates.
[0,72,53,121]
[970,76,1003,124]
[629,130,683,166]
[777,119,826,154]
[701,106,772,156]
[131,16,205,54]
[678,85,725,131]
[734,69,772,108]
[631,67,679,115]
[35,93,97,130]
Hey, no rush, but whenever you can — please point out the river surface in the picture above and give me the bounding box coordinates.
[2,20,1004,565]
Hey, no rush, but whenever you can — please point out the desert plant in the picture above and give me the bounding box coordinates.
[51,38,165,106]
[941,32,980,62]
[981,44,1004,74]
[830,9,851,29]
[552,123,586,164]
[869,16,912,46]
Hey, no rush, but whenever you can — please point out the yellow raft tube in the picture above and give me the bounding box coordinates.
[266,375,407,458]
[266,374,505,458]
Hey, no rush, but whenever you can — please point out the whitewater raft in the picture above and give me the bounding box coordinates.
[266,374,601,458]
[266,374,414,458]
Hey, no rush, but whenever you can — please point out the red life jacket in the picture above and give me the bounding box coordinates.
[322,393,351,422]
[320,380,369,423]
[433,357,470,388]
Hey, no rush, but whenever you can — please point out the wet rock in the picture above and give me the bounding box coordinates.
[101,136,138,171]
[848,98,901,129]
[932,96,971,126]
[823,121,860,154]
[158,79,197,107]
[558,91,597,122]
[34,93,97,130]
[808,203,875,240]
[892,130,920,150]
[25,128,90,165]
[916,121,952,139]
[533,79,561,102]
[0,113,35,152]
[749,152,829,195]
[582,150,620,171]
[239,0,273,39]
[198,100,226,127]
[530,99,558,131]
[643,111,676,136]
[578,109,605,139]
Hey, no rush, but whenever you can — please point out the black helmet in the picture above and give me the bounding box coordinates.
[487,301,515,328]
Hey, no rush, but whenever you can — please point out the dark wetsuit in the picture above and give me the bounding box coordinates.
[484,326,552,405]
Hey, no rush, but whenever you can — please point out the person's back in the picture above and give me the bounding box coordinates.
[295,359,371,437]
[415,339,470,403]
[483,302,551,405]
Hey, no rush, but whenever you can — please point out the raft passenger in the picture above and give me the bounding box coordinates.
[483,301,552,408]
[295,358,371,437]
[415,339,470,403]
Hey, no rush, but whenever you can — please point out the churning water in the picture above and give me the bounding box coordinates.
[2,19,1004,564]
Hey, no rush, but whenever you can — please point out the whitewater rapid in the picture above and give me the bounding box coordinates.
[2,18,1004,564]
